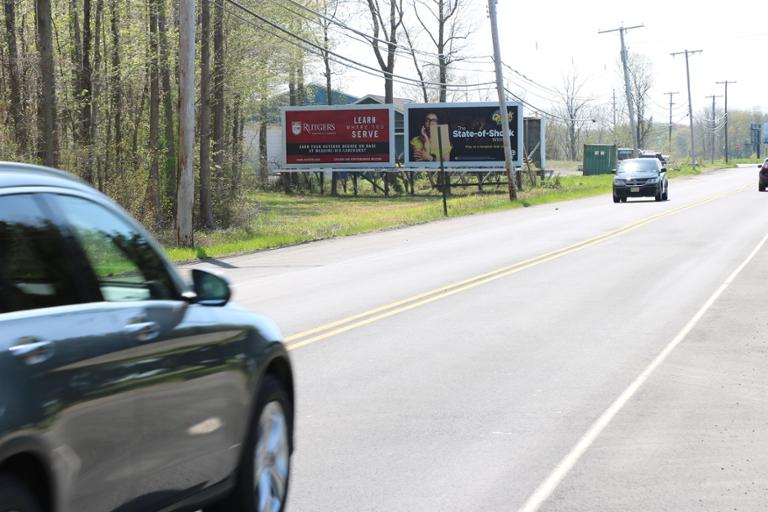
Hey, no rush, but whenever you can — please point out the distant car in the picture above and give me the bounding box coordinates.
[613,157,669,203]
[617,147,635,161]
[759,158,768,191]
[0,163,294,512]
[639,150,668,165]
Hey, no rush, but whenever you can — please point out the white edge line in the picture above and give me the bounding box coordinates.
[518,230,768,512]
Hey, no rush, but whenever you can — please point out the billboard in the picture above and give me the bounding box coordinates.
[405,102,524,168]
[282,105,395,168]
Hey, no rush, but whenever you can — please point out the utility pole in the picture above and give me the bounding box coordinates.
[704,94,721,164]
[599,24,643,157]
[716,80,736,163]
[176,0,195,246]
[488,0,517,201]
[671,49,702,166]
[665,92,679,156]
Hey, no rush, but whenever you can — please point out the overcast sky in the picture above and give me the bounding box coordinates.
[325,0,766,121]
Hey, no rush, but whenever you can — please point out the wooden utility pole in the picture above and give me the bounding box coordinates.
[716,80,736,163]
[665,91,678,156]
[176,0,195,246]
[671,49,702,165]
[488,0,516,201]
[599,24,643,157]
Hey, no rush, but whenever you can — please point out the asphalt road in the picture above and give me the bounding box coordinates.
[189,166,768,511]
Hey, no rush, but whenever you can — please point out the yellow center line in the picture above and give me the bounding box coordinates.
[286,186,747,351]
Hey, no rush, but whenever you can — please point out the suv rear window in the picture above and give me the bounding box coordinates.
[0,194,82,313]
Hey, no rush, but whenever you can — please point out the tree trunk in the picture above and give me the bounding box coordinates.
[147,0,161,223]
[158,0,176,215]
[109,0,122,171]
[35,0,58,166]
[79,0,93,182]
[4,0,27,153]
[258,97,267,185]
[212,0,225,209]
[91,0,104,189]
[230,94,241,196]
[199,0,213,228]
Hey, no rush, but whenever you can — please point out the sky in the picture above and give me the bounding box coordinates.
[319,0,767,123]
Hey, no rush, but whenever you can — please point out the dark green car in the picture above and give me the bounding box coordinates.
[0,163,294,512]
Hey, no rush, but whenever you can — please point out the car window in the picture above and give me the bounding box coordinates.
[53,195,177,302]
[0,194,82,313]
[618,160,658,173]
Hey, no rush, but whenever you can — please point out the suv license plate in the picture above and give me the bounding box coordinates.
[630,186,640,192]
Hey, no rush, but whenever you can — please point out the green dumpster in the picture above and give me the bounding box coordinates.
[583,144,617,175]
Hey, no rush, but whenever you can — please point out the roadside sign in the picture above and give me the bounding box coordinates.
[405,102,524,168]
[281,105,395,168]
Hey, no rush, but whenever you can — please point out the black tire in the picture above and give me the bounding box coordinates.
[760,184,765,192]
[613,194,619,203]
[621,197,627,203]
[206,376,293,512]
[0,474,41,512]
[662,186,669,201]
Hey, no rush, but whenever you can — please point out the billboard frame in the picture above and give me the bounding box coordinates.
[281,104,396,169]
[404,101,524,168]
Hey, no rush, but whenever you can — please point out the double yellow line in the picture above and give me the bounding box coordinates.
[286,187,745,351]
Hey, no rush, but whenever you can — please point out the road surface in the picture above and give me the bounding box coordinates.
[189,166,768,511]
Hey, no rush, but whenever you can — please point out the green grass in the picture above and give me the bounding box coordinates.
[164,161,746,262]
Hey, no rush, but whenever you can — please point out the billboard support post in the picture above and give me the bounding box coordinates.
[438,124,449,216]
[488,0,517,201]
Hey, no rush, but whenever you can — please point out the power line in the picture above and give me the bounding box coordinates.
[224,0,497,90]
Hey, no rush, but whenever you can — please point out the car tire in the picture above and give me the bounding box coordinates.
[760,184,765,192]
[662,186,669,201]
[205,376,293,512]
[0,474,41,512]
[613,194,619,203]
[620,197,627,203]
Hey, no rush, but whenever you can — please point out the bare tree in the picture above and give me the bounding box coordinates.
[627,53,654,149]
[199,0,214,229]
[35,0,58,166]
[4,0,27,153]
[411,0,469,102]
[400,21,428,102]
[364,0,404,103]
[555,67,592,161]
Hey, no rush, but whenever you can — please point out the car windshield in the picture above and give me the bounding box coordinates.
[617,160,659,174]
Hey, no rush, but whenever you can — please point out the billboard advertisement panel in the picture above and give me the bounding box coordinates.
[405,102,524,168]
[281,105,395,168]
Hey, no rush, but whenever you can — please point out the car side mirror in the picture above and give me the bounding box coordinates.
[661,167,667,173]
[191,268,231,306]
[759,164,763,168]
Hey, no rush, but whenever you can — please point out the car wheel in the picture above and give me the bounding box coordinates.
[760,184,765,192]
[206,376,293,512]
[0,474,41,512]
[662,186,669,201]
[613,194,619,203]
[620,197,627,203]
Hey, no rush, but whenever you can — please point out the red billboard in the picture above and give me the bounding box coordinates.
[282,105,395,168]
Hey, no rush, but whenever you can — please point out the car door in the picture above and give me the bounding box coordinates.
[47,193,248,509]
[0,192,141,512]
